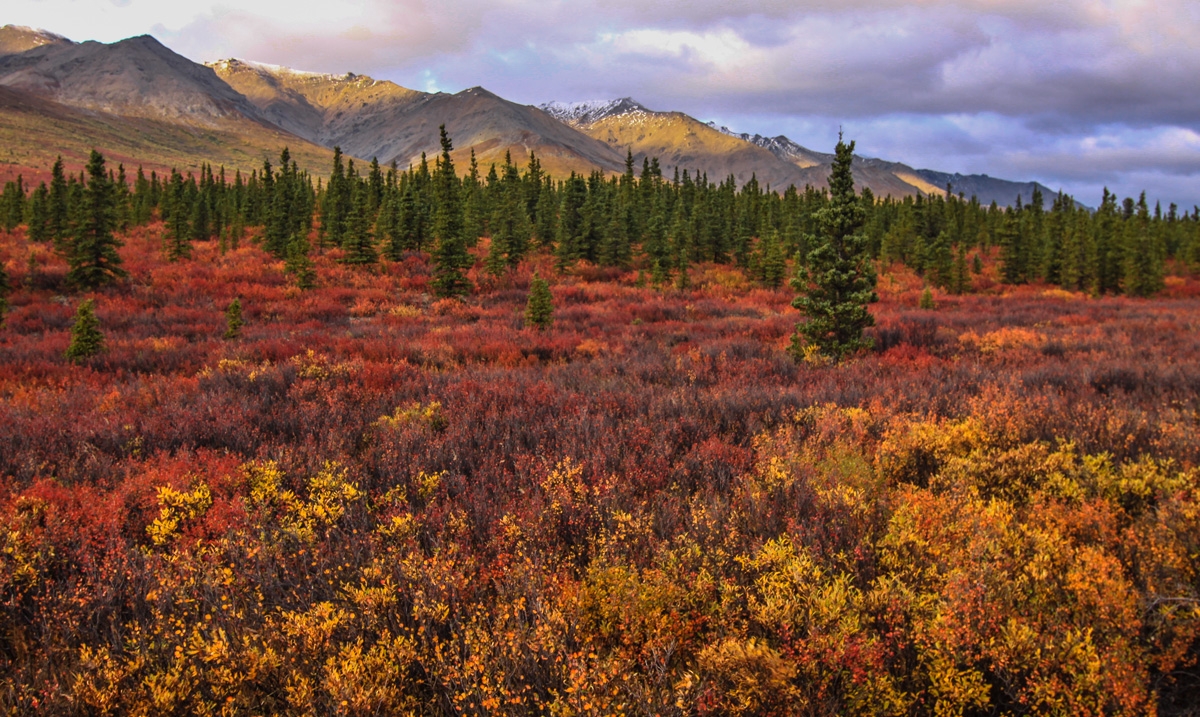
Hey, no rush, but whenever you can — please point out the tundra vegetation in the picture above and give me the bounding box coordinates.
[1,136,1200,715]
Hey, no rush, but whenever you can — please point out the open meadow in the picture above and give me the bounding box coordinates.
[3,218,1200,715]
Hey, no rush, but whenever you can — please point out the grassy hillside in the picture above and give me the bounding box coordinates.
[0,86,338,185]
[2,217,1199,713]
[584,110,809,188]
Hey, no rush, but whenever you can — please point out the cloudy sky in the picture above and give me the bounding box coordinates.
[9,0,1200,208]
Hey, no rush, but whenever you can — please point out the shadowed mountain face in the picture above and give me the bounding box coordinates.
[211,60,626,177]
[0,33,265,124]
[0,26,336,180]
[0,82,336,185]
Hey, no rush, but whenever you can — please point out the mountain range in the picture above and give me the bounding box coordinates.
[0,24,1058,205]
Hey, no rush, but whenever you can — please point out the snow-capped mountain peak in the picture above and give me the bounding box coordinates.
[539,97,650,125]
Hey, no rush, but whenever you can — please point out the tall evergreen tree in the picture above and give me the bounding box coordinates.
[113,164,131,232]
[533,176,558,250]
[1123,193,1164,297]
[341,183,378,265]
[1,176,24,231]
[47,156,69,244]
[285,232,317,289]
[462,150,486,245]
[949,243,969,295]
[487,154,531,273]
[997,209,1023,284]
[790,135,878,361]
[26,183,50,243]
[555,173,588,269]
[376,189,403,261]
[321,147,349,249]
[66,151,126,290]
[758,229,787,289]
[431,126,472,297]
[163,170,191,261]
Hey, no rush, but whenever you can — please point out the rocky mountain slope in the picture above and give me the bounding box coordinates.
[0,32,264,123]
[211,60,625,177]
[542,98,818,190]
[0,26,337,181]
[0,25,1064,205]
[709,122,1060,205]
[546,99,932,197]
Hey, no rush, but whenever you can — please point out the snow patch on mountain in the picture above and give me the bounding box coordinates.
[209,58,378,86]
[540,98,650,125]
[4,26,71,46]
[706,121,832,165]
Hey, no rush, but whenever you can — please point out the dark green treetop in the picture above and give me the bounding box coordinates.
[431,126,473,297]
[66,151,127,290]
[790,135,878,361]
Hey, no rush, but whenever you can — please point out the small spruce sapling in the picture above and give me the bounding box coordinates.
[224,297,244,340]
[524,274,554,329]
[0,259,10,326]
[285,233,317,289]
[65,298,104,363]
[919,286,936,310]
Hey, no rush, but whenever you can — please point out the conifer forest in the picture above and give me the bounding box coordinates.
[3,133,1200,715]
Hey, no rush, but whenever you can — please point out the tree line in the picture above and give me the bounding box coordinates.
[3,133,1198,300]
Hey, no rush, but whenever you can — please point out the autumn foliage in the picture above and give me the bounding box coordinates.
[2,213,1200,715]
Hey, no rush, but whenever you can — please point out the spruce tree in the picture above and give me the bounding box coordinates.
[555,173,588,269]
[321,147,349,249]
[47,157,69,243]
[113,164,131,232]
[491,157,531,269]
[759,229,787,288]
[1123,194,1164,297]
[164,170,192,261]
[926,230,953,288]
[376,190,402,260]
[919,286,936,309]
[534,176,558,250]
[1,177,24,231]
[997,209,1023,284]
[341,184,377,265]
[431,126,472,297]
[461,150,483,244]
[949,243,969,294]
[790,135,878,361]
[524,273,554,329]
[26,183,50,243]
[224,297,244,340]
[66,151,126,290]
[65,298,104,362]
[285,233,317,289]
